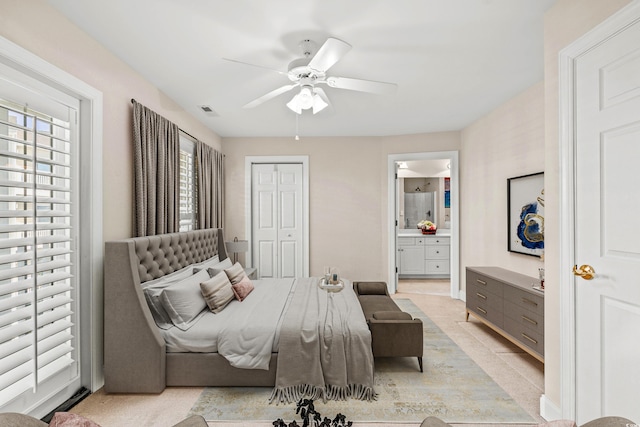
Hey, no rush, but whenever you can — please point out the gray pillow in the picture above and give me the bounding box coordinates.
[159,268,210,331]
[206,257,233,278]
[200,271,235,313]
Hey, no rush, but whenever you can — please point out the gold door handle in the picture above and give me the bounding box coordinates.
[573,264,595,280]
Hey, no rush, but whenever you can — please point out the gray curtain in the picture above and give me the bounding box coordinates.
[195,141,224,229]
[132,100,180,236]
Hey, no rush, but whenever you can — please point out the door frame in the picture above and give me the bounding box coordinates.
[558,1,640,420]
[387,151,459,297]
[244,156,309,277]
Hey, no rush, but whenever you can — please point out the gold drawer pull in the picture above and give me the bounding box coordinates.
[521,333,538,344]
[476,307,487,314]
[476,292,487,300]
[522,297,538,307]
[522,315,538,326]
[476,279,487,286]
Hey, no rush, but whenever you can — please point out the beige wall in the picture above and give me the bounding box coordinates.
[0,0,222,242]
[460,81,545,280]
[542,0,632,412]
[222,132,460,281]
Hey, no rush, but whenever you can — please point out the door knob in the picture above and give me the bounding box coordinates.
[573,264,595,280]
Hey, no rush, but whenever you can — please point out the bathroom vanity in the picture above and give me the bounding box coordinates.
[397,229,450,278]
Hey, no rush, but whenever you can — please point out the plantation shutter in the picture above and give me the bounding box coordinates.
[0,94,78,407]
[179,135,195,231]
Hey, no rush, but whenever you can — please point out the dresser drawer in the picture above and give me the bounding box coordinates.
[467,283,503,311]
[503,319,544,356]
[504,285,544,318]
[466,270,504,297]
[426,260,450,274]
[467,298,503,328]
[426,245,449,259]
[503,307,544,336]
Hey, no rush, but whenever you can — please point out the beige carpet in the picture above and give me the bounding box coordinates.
[70,280,545,427]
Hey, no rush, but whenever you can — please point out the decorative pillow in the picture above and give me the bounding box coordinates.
[355,282,388,295]
[159,268,210,330]
[206,257,234,278]
[49,412,101,427]
[231,274,254,302]
[224,262,245,285]
[200,271,235,313]
[372,311,412,320]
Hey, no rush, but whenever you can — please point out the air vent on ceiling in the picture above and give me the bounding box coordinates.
[199,105,218,116]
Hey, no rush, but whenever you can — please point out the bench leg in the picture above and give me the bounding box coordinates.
[418,357,423,373]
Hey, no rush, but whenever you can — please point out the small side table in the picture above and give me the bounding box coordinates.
[244,267,257,280]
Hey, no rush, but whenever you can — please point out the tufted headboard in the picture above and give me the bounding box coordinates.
[131,228,226,284]
[103,228,227,393]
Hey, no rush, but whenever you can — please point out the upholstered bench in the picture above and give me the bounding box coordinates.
[353,281,424,372]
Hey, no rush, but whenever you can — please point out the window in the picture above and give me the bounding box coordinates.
[0,95,79,407]
[179,134,196,231]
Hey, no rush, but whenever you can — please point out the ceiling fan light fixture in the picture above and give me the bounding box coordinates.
[312,94,328,114]
[287,85,327,115]
[286,97,302,114]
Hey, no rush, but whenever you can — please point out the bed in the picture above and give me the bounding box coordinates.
[103,228,375,402]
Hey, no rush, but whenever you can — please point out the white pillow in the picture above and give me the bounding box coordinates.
[142,255,221,329]
[159,268,210,331]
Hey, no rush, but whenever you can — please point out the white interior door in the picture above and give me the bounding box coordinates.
[252,163,303,278]
[574,17,640,423]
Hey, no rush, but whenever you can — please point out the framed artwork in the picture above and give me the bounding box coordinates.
[507,172,544,257]
[444,177,450,208]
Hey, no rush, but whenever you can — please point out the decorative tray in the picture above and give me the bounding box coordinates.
[319,278,344,292]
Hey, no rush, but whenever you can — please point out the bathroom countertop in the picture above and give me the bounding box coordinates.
[398,229,451,237]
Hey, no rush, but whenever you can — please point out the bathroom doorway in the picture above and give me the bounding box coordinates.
[387,151,459,297]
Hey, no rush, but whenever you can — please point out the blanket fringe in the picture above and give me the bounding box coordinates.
[269,384,377,404]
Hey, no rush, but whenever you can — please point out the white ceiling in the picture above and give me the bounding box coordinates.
[48,0,556,138]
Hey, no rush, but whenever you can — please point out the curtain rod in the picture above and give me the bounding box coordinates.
[131,98,199,141]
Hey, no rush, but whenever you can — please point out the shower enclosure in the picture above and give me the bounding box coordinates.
[404,192,435,228]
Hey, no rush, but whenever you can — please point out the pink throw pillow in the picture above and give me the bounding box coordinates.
[231,274,254,301]
[49,412,101,427]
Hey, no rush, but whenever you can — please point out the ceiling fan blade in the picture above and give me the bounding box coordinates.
[243,84,298,109]
[325,76,397,96]
[308,38,352,73]
[223,58,288,76]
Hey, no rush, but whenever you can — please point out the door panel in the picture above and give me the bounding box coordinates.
[574,19,640,423]
[252,163,303,278]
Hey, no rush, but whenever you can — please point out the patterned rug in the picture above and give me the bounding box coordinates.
[188,299,534,424]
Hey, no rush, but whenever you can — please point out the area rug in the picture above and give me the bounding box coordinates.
[188,299,534,424]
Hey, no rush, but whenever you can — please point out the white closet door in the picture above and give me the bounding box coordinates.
[252,163,303,278]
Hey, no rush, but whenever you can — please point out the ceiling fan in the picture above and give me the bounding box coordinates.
[225,37,397,114]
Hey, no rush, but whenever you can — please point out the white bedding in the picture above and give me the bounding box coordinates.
[160,278,296,370]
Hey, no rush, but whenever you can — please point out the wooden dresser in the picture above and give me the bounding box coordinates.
[465,266,544,362]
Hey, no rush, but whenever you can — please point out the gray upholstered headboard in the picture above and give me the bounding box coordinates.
[103,228,227,393]
[130,228,227,284]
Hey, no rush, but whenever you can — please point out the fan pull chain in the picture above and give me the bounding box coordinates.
[295,112,300,141]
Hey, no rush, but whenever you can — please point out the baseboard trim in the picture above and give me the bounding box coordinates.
[540,394,562,421]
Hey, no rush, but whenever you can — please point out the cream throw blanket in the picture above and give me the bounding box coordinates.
[270,278,376,403]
